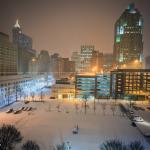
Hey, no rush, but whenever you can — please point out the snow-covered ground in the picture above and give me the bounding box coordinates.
[0,99,149,150]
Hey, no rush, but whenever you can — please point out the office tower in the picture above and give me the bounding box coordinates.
[29,57,38,74]
[103,53,113,72]
[12,19,36,73]
[91,50,103,73]
[0,32,17,75]
[71,51,80,72]
[62,58,75,73]
[145,56,150,69]
[80,45,94,73]
[113,3,144,69]
[38,50,50,73]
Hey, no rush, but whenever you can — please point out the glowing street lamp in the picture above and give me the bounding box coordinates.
[92,66,97,74]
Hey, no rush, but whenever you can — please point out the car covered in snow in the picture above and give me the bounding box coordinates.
[132,115,144,122]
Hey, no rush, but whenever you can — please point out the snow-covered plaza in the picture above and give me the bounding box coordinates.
[0,99,149,150]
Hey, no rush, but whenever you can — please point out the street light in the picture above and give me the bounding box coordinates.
[92,66,97,74]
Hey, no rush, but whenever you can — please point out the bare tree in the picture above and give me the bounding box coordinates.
[110,103,117,116]
[74,103,79,113]
[82,93,89,114]
[101,102,107,115]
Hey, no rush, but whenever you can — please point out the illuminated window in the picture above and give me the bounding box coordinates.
[119,53,123,62]
[120,26,124,34]
[116,36,121,43]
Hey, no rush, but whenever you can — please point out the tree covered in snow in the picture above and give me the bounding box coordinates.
[0,124,22,150]
[100,139,127,150]
[100,139,145,150]
[53,142,67,150]
[128,141,145,150]
[22,140,40,150]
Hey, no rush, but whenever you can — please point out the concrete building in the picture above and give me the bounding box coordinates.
[12,19,36,73]
[113,3,144,69]
[110,69,150,100]
[38,50,50,73]
[71,51,80,72]
[91,50,103,73]
[75,74,110,99]
[145,56,150,69]
[0,74,51,108]
[103,53,114,72]
[0,32,18,76]
[63,58,75,73]
[80,45,94,73]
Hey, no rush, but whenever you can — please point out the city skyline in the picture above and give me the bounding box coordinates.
[0,0,150,57]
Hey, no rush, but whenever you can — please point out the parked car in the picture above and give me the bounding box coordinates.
[14,109,22,114]
[27,107,32,111]
[6,108,13,113]
[131,121,137,127]
[72,127,78,134]
[18,107,25,111]
[147,106,150,110]
[132,115,144,122]
[23,107,28,111]
[24,101,30,104]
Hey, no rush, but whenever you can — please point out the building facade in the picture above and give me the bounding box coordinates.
[103,53,114,72]
[38,50,50,73]
[0,32,18,76]
[0,74,54,108]
[12,20,36,73]
[75,74,110,99]
[113,3,144,69]
[71,51,80,72]
[110,69,150,100]
[145,56,150,69]
[80,45,95,73]
[91,50,103,73]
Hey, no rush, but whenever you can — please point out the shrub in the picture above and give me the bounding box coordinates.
[22,140,40,150]
[0,124,22,150]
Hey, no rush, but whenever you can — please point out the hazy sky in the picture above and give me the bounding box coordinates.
[0,0,150,57]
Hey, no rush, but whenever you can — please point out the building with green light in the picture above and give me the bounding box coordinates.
[113,3,144,69]
[75,74,110,99]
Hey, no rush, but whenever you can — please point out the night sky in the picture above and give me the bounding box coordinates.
[0,0,150,57]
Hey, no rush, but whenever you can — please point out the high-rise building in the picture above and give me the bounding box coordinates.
[80,45,95,73]
[145,56,150,69]
[62,58,75,73]
[12,19,36,73]
[103,53,114,72]
[91,50,103,73]
[71,51,80,72]
[38,50,50,73]
[113,3,144,69]
[0,32,18,75]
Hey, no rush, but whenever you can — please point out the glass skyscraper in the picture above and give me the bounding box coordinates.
[113,3,144,69]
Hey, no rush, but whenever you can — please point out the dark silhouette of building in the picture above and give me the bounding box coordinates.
[91,50,103,73]
[103,53,114,72]
[113,3,144,69]
[145,56,150,69]
[38,50,50,73]
[0,32,17,75]
[12,19,36,73]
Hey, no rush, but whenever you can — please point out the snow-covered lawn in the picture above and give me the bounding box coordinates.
[0,99,149,150]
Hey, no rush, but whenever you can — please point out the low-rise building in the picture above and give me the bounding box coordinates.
[110,69,150,100]
[0,74,53,108]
